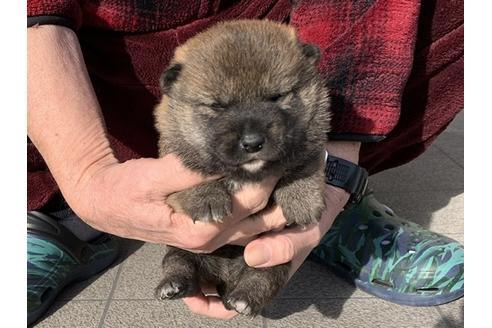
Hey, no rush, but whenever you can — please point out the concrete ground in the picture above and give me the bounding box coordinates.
[33,111,464,328]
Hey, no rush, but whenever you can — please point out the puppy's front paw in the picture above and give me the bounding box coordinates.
[274,170,326,226]
[167,182,232,223]
[282,201,325,226]
[185,192,232,223]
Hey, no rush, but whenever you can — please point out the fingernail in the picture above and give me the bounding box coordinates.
[245,242,271,267]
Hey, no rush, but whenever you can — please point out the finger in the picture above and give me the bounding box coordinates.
[243,186,347,268]
[227,236,256,247]
[213,205,286,246]
[164,211,223,251]
[229,176,279,221]
[243,223,323,268]
[183,295,238,320]
[145,154,221,194]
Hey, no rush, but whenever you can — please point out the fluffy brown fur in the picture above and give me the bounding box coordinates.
[154,19,331,316]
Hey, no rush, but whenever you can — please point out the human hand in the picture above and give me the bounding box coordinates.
[66,153,285,251]
[243,185,349,273]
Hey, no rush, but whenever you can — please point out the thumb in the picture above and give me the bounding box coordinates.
[243,224,322,268]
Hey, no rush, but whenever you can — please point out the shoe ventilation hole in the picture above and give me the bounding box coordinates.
[40,287,54,304]
[334,261,352,272]
[383,224,395,231]
[358,224,368,231]
[372,210,382,217]
[384,206,395,216]
[381,240,391,246]
[416,287,439,293]
[371,279,393,288]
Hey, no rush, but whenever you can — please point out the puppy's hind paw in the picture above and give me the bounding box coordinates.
[224,297,255,316]
[155,280,187,300]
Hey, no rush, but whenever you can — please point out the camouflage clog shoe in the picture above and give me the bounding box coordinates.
[27,212,120,326]
[310,191,464,306]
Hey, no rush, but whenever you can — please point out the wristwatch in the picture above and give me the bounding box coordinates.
[324,152,368,204]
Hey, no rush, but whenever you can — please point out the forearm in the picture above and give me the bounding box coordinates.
[27,25,118,203]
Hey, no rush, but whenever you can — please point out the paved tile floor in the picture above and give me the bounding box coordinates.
[34,112,464,328]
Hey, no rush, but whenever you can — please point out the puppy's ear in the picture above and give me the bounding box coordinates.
[300,43,321,66]
[160,63,182,94]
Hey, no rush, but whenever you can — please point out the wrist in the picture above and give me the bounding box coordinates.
[325,140,361,164]
[44,130,118,215]
[61,129,118,188]
[325,183,351,205]
[324,141,363,207]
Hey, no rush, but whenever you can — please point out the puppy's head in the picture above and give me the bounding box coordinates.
[159,20,330,178]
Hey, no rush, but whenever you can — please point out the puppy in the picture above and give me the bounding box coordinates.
[154,19,331,316]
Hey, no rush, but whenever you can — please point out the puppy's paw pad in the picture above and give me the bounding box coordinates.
[155,281,185,300]
[224,298,252,316]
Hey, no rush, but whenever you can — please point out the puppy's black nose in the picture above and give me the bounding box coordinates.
[240,133,265,153]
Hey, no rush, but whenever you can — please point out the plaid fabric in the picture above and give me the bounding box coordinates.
[27,1,290,31]
[291,0,420,136]
[359,0,463,173]
[27,0,420,136]
[27,0,83,29]
[27,0,463,210]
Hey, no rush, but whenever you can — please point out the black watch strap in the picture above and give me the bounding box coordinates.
[324,153,368,204]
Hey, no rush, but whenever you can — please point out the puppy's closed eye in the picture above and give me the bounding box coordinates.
[197,101,227,111]
[210,102,226,111]
[265,91,293,103]
[267,93,283,102]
